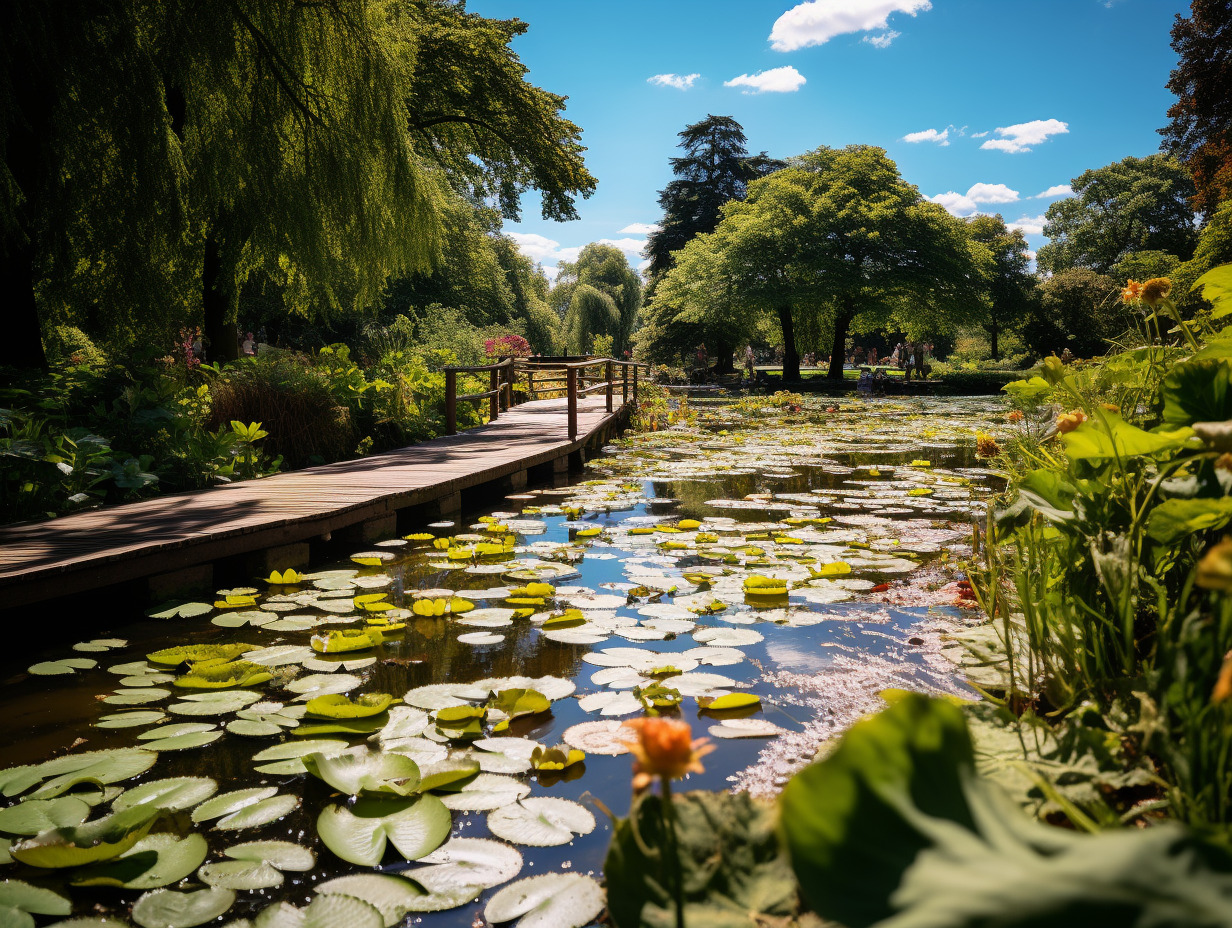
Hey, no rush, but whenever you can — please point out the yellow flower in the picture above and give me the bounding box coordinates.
[1197,536,1232,592]
[1121,279,1145,304]
[1055,410,1087,434]
[1214,651,1232,704]
[623,717,714,792]
[1141,277,1172,307]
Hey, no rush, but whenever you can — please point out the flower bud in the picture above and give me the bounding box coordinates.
[1197,536,1232,592]
[1055,410,1087,434]
[1041,355,1065,385]
[1141,277,1172,308]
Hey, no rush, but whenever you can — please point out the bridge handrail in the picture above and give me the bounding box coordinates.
[443,356,648,439]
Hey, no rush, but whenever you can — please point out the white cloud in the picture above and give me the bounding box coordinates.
[863,30,900,48]
[980,118,1069,153]
[971,130,989,138]
[596,237,649,263]
[1035,184,1073,199]
[724,66,806,94]
[1007,215,1046,236]
[770,0,932,51]
[507,232,647,274]
[966,182,1019,204]
[647,73,700,90]
[619,222,660,235]
[507,232,567,265]
[902,127,949,146]
[929,192,979,217]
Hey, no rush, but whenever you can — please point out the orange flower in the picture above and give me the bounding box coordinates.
[1197,536,1232,592]
[1121,279,1145,304]
[623,717,714,791]
[1214,651,1232,704]
[976,433,1001,458]
[1007,410,1024,423]
[1055,410,1087,434]
[1141,277,1172,307]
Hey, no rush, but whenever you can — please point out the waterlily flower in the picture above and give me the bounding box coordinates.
[1141,277,1172,307]
[1055,410,1087,434]
[1121,279,1145,304]
[623,717,714,792]
[1197,536,1232,592]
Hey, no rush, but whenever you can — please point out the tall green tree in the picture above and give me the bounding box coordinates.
[645,115,780,279]
[966,214,1034,360]
[1160,0,1232,217]
[1022,268,1127,358]
[552,243,641,354]
[1037,154,1198,276]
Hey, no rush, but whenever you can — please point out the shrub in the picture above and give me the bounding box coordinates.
[207,353,354,467]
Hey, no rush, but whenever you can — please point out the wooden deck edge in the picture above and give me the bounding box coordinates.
[0,406,630,608]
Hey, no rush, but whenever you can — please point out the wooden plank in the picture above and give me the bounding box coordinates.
[0,396,626,606]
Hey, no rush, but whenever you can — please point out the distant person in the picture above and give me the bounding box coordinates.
[744,344,755,381]
[242,332,256,356]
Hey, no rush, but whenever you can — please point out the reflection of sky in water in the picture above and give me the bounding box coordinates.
[0,396,1001,926]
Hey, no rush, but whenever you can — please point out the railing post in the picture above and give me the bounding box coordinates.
[504,359,514,410]
[632,364,639,406]
[605,359,613,412]
[622,364,629,405]
[528,367,535,401]
[489,367,499,422]
[446,369,457,435]
[567,366,578,442]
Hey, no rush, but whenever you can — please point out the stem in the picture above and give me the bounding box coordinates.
[660,777,686,928]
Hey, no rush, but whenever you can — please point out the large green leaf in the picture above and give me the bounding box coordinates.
[1147,497,1232,546]
[483,874,604,928]
[70,833,208,889]
[1062,412,1192,461]
[303,747,420,796]
[605,791,798,928]
[254,893,383,928]
[1162,358,1232,429]
[315,873,480,921]
[131,887,235,928]
[1195,263,1232,318]
[779,693,1232,928]
[146,644,253,667]
[316,795,450,866]
[0,880,71,928]
[11,806,159,869]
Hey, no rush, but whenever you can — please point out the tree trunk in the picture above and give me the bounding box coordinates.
[989,319,1000,361]
[203,232,239,363]
[828,309,853,380]
[777,305,799,382]
[0,236,47,369]
[712,338,735,375]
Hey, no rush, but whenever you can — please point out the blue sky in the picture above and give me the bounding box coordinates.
[468,0,1189,279]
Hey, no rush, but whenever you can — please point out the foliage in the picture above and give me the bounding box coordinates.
[780,693,1232,928]
[1037,155,1198,274]
[1021,268,1130,358]
[645,115,781,280]
[966,214,1036,360]
[1173,199,1232,316]
[1160,0,1232,216]
[554,244,642,354]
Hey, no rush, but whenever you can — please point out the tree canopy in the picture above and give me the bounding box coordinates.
[552,243,642,354]
[966,215,1035,361]
[1160,0,1232,217]
[644,115,780,279]
[1037,154,1198,275]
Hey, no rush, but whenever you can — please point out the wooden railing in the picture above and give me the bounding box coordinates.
[444,356,650,440]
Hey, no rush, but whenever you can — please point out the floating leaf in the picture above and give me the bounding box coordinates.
[486,798,596,847]
[113,777,218,814]
[198,859,284,890]
[414,759,481,793]
[314,873,478,921]
[409,837,523,892]
[28,658,97,676]
[698,693,762,712]
[303,748,420,797]
[214,795,298,831]
[483,873,605,928]
[71,833,208,890]
[224,841,314,872]
[96,711,167,729]
[316,795,451,866]
[742,576,788,596]
[310,630,382,654]
[437,774,529,812]
[12,806,158,869]
[708,719,784,739]
[146,644,253,668]
[131,887,235,928]
[561,721,636,756]
[0,880,72,926]
[0,798,90,835]
[190,788,276,824]
[147,602,213,620]
[167,690,261,716]
[304,693,392,719]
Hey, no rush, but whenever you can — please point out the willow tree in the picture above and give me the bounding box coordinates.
[563,284,620,354]
[552,243,641,354]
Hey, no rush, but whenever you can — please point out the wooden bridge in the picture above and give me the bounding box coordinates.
[0,358,647,610]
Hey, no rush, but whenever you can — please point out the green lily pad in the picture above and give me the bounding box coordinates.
[139,730,224,752]
[407,837,523,891]
[213,795,298,831]
[486,798,596,847]
[198,859,284,890]
[174,661,272,690]
[102,688,170,706]
[96,711,168,729]
[484,873,605,928]
[316,795,451,866]
[167,691,261,716]
[131,887,235,928]
[251,739,348,775]
[0,797,90,835]
[147,602,213,620]
[28,658,97,676]
[190,788,277,824]
[112,777,218,814]
[438,774,530,812]
[11,805,159,868]
[315,873,480,920]
[303,693,393,719]
[252,893,383,928]
[146,644,254,667]
[303,748,420,796]
[0,880,72,927]
[414,758,481,793]
[71,833,208,889]
[224,841,314,871]
[14,749,159,800]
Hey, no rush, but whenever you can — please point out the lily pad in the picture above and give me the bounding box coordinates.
[224,841,315,872]
[314,873,478,922]
[70,833,208,889]
[437,774,530,811]
[316,794,451,866]
[561,721,636,756]
[303,748,420,796]
[486,798,596,847]
[146,644,253,667]
[0,797,90,835]
[28,658,97,676]
[253,893,383,928]
[167,691,261,716]
[131,887,235,928]
[113,777,218,814]
[213,795,299,831]
[483,873,605,928]
[198,859,284,890]
[0,880,72,927]
[11,805,158,868]
[407,837,523,891]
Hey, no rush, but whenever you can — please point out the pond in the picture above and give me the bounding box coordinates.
[0,395,1005,928]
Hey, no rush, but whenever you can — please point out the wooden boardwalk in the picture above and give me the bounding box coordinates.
[0,395,622,608]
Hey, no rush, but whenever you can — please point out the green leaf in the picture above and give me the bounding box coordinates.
[779,692,1232,928]
[491,688,551,720]
[224,840,314,872]
[485,798,595,847]
[254,893,383,928]
[0,881,71,920]
[146,644,254,667]
[174,660,271,689]
[131,887,235,928]
[316,795,451,866]
[303,693,392,719]
[1162,358,1232,428]
[1195,262,1232,317]
[1147,497,1232,545]
[70,833,208,889]
[414,758,481,793]
[314,873,478,922]
[11,805,159,869]
[0,798,90,836]
[303,747,420,796]
[1062,412,1192,461]
[405,837,522,892]
[197,859,284,890]
[698,692,761,711]
[483,874,604,928]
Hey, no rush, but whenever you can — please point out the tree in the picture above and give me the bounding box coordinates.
[966,215,1034,360]
[552,243,641,354]
[492,235,560,353]
[562,285,619,355]
[1173,199,1232,313]
[1160,0,1232,217]
[1037,155,1198,275]
[645,115,780,279]
[1022,269,1129,358]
